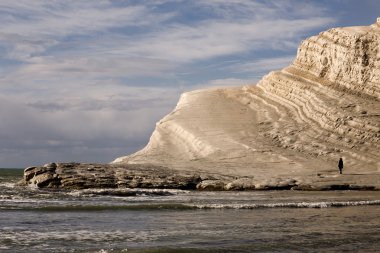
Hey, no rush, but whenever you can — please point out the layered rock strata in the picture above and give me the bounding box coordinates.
[23,19,380,190]
[21,163,204,190]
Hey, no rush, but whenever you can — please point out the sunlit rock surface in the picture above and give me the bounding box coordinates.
[112,19,380,189]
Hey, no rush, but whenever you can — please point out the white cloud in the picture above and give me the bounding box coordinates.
[0,1,166,37]
[0,1,175,62]
[25,87,180,112]
[123,17,333,62]
[9,55,175,78]
[192,78,255,91]
[0,0,335,63]
[228,56,295,74]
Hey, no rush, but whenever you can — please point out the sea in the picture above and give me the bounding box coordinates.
[1,168,380,253]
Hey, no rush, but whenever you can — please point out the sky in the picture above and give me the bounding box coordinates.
[0,0,379,168]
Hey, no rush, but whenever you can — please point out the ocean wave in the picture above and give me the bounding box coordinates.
[32,203,195,211]
[0,229,159,250]
[0,182,16,188]
[68,188,189,197]
[191,200,380,209]
[15,199,380,212]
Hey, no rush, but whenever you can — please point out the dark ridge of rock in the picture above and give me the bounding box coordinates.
[21,162,204,190]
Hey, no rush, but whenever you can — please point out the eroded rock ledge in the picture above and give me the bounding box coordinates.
[20,163,380,191]
[21,163,203,190]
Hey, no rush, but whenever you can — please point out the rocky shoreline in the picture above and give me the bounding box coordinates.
[19,163,380,191]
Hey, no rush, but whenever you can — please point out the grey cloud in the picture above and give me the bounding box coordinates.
[0,1,175,63]
[0,139,148,168]
[116,17,334,62]
[26,97,173,112]
[228,56,295,74]
[0,2,162,37]
[25,88,180,112]
[195,0,328,21]
[0,32,58,61]
[21,56,175,77]
[1,0,335,64]
[0,93,176,167]
[0,55,176,93]
[191,78,254,90]
[26,101,68,112]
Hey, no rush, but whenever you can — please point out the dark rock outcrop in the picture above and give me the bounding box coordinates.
[21,162,205,190]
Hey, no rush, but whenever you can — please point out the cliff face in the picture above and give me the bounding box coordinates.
[113,20,380,180]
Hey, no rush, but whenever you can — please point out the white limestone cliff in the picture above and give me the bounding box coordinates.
[113,19,380,186]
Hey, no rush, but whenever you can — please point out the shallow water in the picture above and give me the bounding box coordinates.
[1,169,380,252]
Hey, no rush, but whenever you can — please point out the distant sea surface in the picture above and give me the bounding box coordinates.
[1,168,380,253]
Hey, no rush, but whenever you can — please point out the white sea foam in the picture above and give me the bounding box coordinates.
[27,183,39,189]
[0,229,162,248]
[0,182,16,188]
[93,249,128,253]
[191,200,380,209]
[68,188,189,197]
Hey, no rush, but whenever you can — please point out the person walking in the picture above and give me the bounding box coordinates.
[338,158,343,174]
